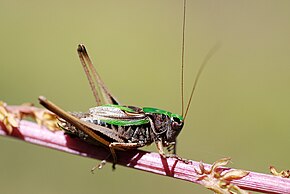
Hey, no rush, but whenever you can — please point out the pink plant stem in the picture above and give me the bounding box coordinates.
[0,120,290,193]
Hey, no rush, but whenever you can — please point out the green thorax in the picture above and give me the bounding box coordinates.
[142,107,184,121]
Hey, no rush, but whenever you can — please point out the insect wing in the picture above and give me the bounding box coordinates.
[86,105,149,126]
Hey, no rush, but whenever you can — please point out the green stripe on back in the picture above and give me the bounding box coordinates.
[142,107,172,117]
[143,107,184,121]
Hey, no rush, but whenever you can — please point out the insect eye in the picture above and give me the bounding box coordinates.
[172,116,184,126]
[171,116,184,131]
[173,117,181,123]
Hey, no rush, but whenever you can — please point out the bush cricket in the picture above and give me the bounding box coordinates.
[39,0,217,170]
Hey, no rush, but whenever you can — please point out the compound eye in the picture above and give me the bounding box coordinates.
[172,116,181,123]
[170,114,184,130]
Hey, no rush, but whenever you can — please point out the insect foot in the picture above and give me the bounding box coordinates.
[164,153,192,164]
[90,152,117,173]
[91,160,107,173]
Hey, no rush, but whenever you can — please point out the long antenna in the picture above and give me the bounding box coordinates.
[183,43,220,120]
[181,0,187,116]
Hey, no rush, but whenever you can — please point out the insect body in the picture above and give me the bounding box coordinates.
[80,105,184,147]
[39,45,186,169]
[62,104,183,153]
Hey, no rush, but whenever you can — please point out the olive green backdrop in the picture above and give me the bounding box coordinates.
[1,0,290,193]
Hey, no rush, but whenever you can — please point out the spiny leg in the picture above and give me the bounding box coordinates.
[109,142,141,149]
[39,96,112,147]
[166,142,177,154]
[109,146,118,170]
[91,151,120,172]
[109,142,143,168]
[93,143,140,171]
[91,153,111,173]
[91,145,121,172]
[77,44,119,105]
[77,44,102,106]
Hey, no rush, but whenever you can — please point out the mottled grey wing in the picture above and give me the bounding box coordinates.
[87,106,147,121]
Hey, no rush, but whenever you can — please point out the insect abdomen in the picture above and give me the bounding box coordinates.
[60,113,153,146]
[89,118,153,145]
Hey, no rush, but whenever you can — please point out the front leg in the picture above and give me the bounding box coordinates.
[156,140,166,157]
[155,140,190,164]
[164,141,177,155]
[156,140,176,157]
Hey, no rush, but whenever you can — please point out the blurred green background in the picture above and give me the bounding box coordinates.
[1,0,290,193]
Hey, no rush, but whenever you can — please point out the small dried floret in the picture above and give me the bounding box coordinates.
[194,158,249,194]
[0,101,20,134]
[0,100,59,133]
[270,166,290,178]
[34,109,58,131]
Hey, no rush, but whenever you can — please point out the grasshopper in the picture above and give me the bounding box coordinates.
[39,0,217,170]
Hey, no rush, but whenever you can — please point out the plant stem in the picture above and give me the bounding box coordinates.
[0,120,289,193]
